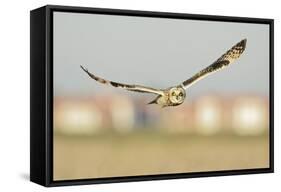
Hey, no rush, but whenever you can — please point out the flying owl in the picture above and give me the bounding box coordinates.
[81,39,247,107]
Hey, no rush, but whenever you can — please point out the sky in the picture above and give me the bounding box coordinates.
[53,11,270,98]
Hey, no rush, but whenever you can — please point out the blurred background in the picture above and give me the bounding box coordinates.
[53,12,270,180]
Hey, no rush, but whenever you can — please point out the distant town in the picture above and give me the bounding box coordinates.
[54,94,269,136]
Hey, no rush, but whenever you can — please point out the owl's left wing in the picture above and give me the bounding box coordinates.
[81,65,164,95]
[181,39,247,89]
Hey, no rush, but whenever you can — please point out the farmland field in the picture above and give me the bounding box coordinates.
[53,132,269,180]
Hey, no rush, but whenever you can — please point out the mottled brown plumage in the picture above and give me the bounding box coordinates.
[182,39,247,88]
[81,39,247,107]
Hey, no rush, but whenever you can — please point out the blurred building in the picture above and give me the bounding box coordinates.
[54,94,136,135]
[231,96,269,135]
[194,96,223,135]
[111,95,135,133]
[158,102,195,134]
[54,94,269,136]
[54,97,102,135]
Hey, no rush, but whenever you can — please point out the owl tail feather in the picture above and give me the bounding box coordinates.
[147,98,157,105]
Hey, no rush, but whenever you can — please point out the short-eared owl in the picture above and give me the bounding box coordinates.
[81,39,247,107]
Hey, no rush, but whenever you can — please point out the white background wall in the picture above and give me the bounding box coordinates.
[0,0,279,191]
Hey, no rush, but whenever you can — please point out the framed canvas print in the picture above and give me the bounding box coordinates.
[30,5,274,187]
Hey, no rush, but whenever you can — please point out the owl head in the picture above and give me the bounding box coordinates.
[169,87,186,104]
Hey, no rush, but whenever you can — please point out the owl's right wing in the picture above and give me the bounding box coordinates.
[81,65,164,96]
[181,39,247,89]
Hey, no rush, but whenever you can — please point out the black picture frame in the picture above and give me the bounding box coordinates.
[30,4,274,187]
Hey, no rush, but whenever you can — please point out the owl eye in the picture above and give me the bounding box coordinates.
[172,92,176,96]
[179,92,183,97]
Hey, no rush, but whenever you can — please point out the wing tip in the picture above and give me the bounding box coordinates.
[239,38,247,50]
[80,65,88,72]
[80,65,97,80]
